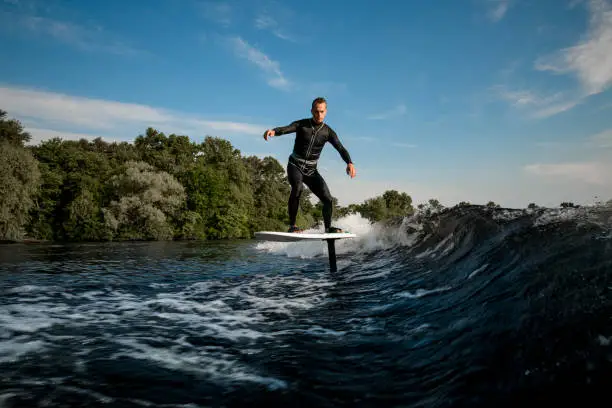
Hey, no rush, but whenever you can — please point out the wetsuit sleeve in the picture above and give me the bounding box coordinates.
[273,121,299,136]
[328,128,353,164]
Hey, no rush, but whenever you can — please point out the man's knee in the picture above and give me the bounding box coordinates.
[321,191,333,206]
[290,183,304,198]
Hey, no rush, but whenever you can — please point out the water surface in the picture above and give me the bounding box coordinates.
[1,207,612,407]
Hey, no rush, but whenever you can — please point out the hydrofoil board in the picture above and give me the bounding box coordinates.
[254,231,357,242]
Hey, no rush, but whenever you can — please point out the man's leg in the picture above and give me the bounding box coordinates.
[287,163,304,229]
[304,170,335,231]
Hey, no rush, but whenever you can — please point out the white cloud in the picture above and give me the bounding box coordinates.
[487,0,512,22]
[391,142,417,148]
[254,14,295,42]
[0,10,143,56]
[534,0,612,96]
[0,85,173,130]
[524,161,609,184]
[252,1,302,43]
[493,0,612,118]
[598,102,612,110]
[227,36,291,91]
[367,104,407,120]
[23,128,118,145]
[188,119,265,135]
[491,85,582,118]
[199,1,232,27]
[531,100,582,118]
[589,128,612,147]
[0,85,267,143]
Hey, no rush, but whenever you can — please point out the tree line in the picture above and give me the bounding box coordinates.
[1,110,610,242]
[0,110,417,242]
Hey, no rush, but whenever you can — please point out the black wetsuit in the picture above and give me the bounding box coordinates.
[273,118,353,230]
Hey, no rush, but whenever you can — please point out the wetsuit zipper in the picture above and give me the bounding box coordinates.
[303,120,324,173]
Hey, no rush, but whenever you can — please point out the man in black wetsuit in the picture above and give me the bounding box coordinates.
[263,97,356,233]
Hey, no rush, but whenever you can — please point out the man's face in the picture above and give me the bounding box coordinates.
[311,103,327,123]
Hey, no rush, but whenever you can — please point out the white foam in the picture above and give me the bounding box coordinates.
[55,385,115,404]
[396,286,453,299]
[533,207,585,226]
[6,285,59,294]
[255,212,419,262]
[0,304,67,333]
[597,335,611,346]
[467,264,489,279]
[0,392,20,408]
[0,264,339,390]
[491,208,526,222]
[111,337,287,390]
[273,325,347,337]
[414,232,455,259]
[0,337,47,363]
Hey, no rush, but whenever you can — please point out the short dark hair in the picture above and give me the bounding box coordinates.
[312,97,327,109]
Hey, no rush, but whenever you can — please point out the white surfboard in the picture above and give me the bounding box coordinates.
[254,231,357,242]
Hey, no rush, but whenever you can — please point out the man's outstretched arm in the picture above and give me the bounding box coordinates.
[328,129,356,178]
[263,121,298,140]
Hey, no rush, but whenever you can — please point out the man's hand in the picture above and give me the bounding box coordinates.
[346,163,356,178]
[263,129,275,141]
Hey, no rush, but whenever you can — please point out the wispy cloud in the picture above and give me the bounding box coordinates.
[253,1,303,43]
[491,85,582,118]
[589,128,612,147]
[534,0,612,96]
[493,0,612,118]
[199,1,232,27]
[254,13,295,42]
[391,142,417,148]
[535,128,612,150]
[0,85,267,143]
[524,161,609,184]
[227,36,291,90]
[598,102,612,111]
[367,104,407,120]
[487,0,512,22]
[0,10,144,56]
[23,128,117,145]
[534,141,572,149]
[568,0,587,9]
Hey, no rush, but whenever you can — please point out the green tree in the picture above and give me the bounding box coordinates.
[358,196,387,222]
[382,190,414,217]
[0,111,41,241]
[0,110,31,146]
[0,142,41,241]
[244,155,292,231]
[103,161,187,240]
[180,137,254,239]
[134,128,197,175]
[27,137,112,241]
[415,198,445,218]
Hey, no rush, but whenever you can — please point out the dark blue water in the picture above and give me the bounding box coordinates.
[1,205,612,407]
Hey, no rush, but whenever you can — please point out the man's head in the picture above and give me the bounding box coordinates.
[311,97,327,124]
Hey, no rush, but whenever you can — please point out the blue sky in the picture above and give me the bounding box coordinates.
[1,0,611,208]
